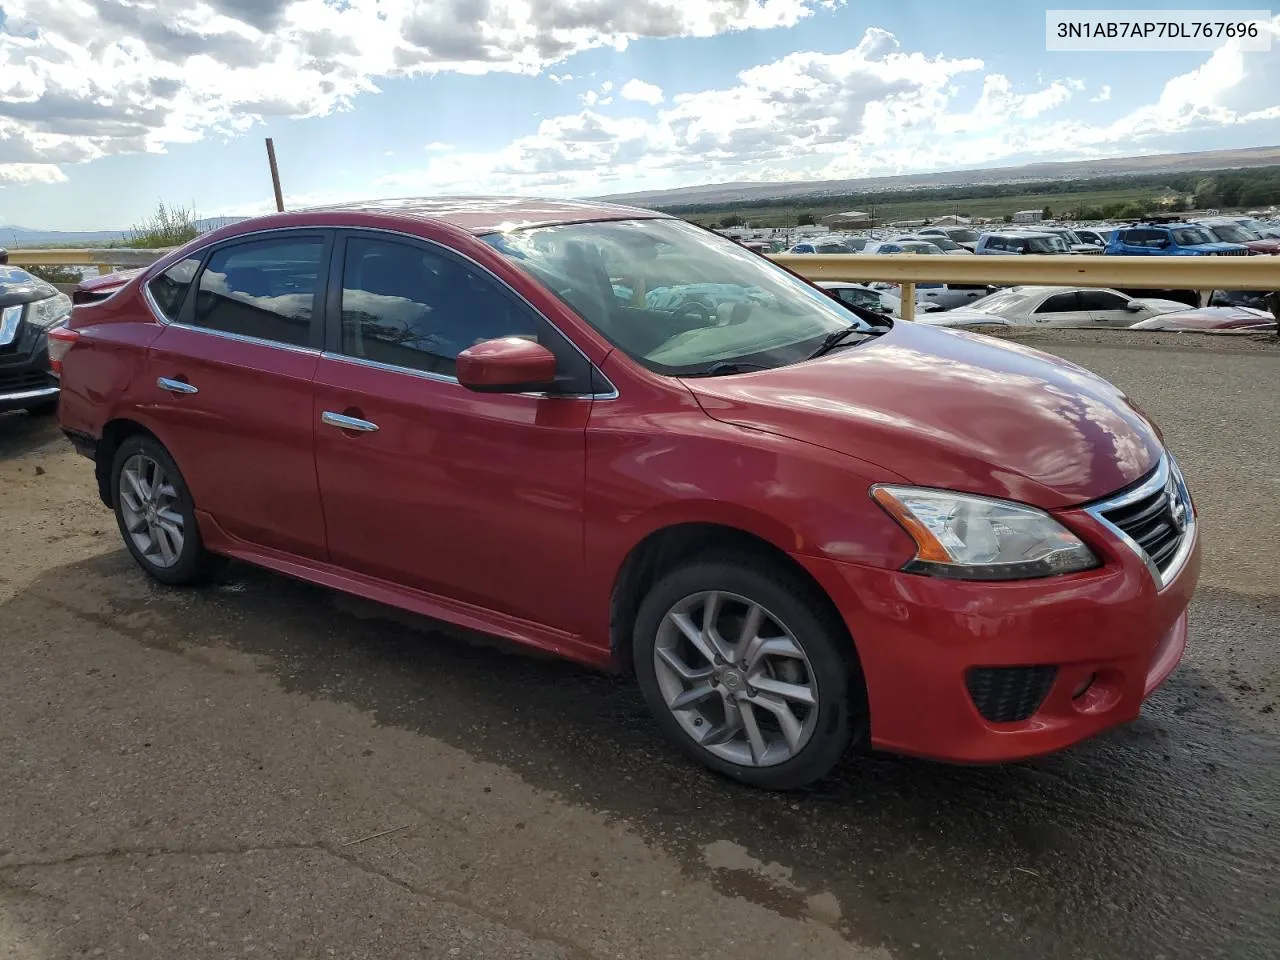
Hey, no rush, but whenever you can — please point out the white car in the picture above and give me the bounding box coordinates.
[862,239,944,255]
[866,280,996,311]
[892,234,975,255]
[928,286,1191,329]
[814,281,943,318]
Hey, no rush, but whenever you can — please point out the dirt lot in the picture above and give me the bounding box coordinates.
[1,333,1277,960]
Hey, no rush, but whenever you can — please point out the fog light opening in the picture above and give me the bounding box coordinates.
[1072,673,1097,700]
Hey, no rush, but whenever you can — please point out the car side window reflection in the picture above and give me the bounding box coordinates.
[339,237,539,377]
[193,238,324,347]
[1036,293,1080,313]
[149,255,203,321]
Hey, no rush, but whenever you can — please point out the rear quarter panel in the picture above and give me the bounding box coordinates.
[57,287,166,441]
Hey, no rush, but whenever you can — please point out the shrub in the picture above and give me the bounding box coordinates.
[125,202,199,249]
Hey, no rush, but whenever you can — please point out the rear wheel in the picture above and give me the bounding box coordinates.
[633,554,861,790]
[110,435,219,586]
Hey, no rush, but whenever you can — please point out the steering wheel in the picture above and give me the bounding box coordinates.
[670,297,717,329]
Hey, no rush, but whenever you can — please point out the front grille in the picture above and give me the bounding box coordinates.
[1212,249,1249,256]
[1097,468,1189,574]
[0,368,54,395]
[966,666,1057,723]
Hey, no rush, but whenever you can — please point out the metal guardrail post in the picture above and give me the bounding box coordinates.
[900,283,916,321]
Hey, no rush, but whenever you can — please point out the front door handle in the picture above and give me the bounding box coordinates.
[157,377,198,395]
[321,411,379,433]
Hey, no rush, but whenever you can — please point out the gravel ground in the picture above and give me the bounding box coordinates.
[0,332,1276,960]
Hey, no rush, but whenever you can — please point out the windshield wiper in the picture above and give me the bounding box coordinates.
[807,325,877,360]
[690,360,773,377]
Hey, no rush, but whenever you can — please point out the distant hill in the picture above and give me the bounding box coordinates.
[0,226,125,247]
[0,216,249,249]
[597,145,1280,208]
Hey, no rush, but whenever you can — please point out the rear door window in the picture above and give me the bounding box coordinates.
[148,255,203,321]
[192,237,327,348]
[1035,292,1082,313]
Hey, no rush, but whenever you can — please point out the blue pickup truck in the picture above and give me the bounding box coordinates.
[1104,223,1250,257]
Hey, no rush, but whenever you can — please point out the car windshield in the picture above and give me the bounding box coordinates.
[483,219,873,376]
[815,241,856,253]
[1025,236,1068,253]
[1207,223,1256,243]
[1173,227,1216,245]
[945,229,980,243]
[918,236,958,251]
[897,242,940,254]
[1054,229,1084,245]
[970,289,1032,313]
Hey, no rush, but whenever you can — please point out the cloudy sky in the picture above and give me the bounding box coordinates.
[1,0,1278,230]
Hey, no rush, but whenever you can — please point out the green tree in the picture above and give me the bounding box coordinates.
[124,201,199,249]
[1193,177,1220,209]
[26,265,83,284]
[720,214,744,228]
[1042,205,1052,219]
[797,211,815,226]
[1002,213,1013,223]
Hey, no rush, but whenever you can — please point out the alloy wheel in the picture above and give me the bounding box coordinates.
[118,453,186,569]
[652,590,819,768]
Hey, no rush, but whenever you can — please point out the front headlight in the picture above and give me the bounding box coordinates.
[26,292,72,330]
[871,485,1099,581]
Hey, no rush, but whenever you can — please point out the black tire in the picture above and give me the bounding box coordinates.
[109,434,220,586]
[633,553,863,790]
[24,399,58,416]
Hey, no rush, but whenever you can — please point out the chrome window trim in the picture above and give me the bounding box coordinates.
[140,223,620,401]
[167,321,321,357]
[318,350,615,400]
[1084,453,1196,591]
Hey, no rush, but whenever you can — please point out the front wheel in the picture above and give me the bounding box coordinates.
[633,555,862,790]
[110,435,219,586]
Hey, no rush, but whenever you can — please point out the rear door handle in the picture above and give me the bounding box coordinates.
[157,377,198,395]
[321,411,379,433]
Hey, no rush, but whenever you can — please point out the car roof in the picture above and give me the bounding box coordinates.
[297,195,669,235]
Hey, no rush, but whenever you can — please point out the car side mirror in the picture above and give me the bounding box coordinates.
[1155,238,1170,248]
[1125,300,1146,311]
[456,337,558,394]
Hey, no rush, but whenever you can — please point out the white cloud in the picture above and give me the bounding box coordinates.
[0,162,68,184]
[0,0,841,181]
[1091,85,1112,103]
[3,4,1278,199]
[620,79,665,104]
[375,18,1280,197]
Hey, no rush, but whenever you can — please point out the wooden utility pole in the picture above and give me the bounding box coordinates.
[265,138,285,212]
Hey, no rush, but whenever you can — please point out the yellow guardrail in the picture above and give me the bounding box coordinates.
[7,248,171,274]
[6,248,1276,321]
[771,253,1279,319]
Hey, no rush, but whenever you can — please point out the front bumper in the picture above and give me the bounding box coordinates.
[797,502,1201,763]
[0,336,57,413]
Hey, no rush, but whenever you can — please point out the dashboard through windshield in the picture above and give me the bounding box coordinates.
[482,219,876,376]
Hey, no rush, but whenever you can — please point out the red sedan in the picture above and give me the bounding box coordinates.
[50,198,1200,789]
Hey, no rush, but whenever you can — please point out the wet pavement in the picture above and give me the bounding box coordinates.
[1,335,1277,959]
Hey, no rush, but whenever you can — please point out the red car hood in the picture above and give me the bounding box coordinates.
[1245,239,1280,254]
[681,323,1162,509]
